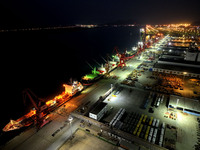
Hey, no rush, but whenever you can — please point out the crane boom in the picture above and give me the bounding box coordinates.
[23,89,40,111]
[22,89,49,130]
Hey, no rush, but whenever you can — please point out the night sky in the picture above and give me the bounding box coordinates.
[0,0,200,29]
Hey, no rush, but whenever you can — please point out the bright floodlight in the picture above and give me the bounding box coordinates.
[68,116,73,122]
[132,47,137,51]
[140,28,145,33]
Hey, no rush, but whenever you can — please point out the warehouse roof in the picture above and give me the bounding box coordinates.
[90,102,107,115]
[169,95,200,112]
[153,63,200,74]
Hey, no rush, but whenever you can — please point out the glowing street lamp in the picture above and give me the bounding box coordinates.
[182,72,187,89]
[183,72,187,81]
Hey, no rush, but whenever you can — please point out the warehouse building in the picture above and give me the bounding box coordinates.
[153,47,200,78]
[161,47,187,56]
[153,63,200,78]
[168,95,200,116]
[89,102,108,121]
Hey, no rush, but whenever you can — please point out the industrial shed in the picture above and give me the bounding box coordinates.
[168,95,200,116]
[89,102,108,121]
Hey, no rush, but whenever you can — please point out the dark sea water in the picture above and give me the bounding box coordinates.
[0,26,139,135]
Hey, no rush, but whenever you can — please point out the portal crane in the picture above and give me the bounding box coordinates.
[23,89,49,130]
[114,47,126,68]
[104,54,111,76]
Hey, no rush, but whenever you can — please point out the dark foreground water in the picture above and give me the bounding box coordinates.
[0,26,139,142]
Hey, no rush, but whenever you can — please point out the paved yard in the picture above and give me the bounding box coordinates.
[59,129,117,150]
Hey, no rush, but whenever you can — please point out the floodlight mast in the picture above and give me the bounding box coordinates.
[68,116,73,139]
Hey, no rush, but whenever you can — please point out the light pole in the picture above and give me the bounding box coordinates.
[183,72,187,88]
[68,116,73,139]
[183,72,187,81]
[176,99,179,110]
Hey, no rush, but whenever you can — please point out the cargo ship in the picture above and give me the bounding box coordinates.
[3,81,83,132]
[81,67,101,85]
[81,59,117,85]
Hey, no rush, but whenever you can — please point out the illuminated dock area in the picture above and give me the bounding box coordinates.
[1,24,200,150]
